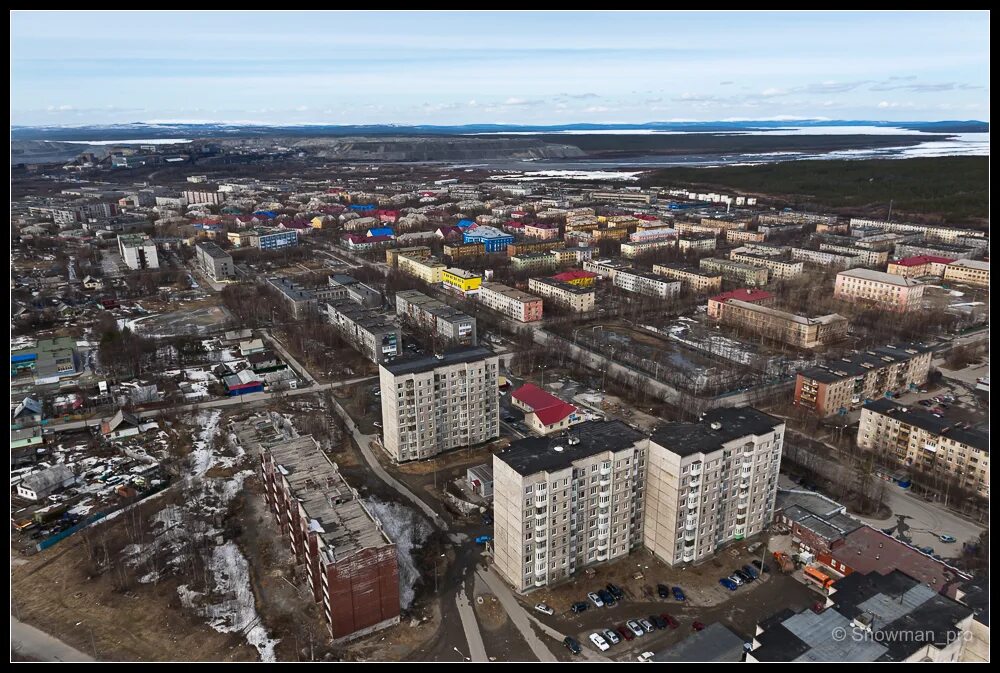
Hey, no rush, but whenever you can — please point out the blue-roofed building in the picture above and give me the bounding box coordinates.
[350,204,377,212]
[463,225,514,253]
[253,210,277,219]
[456,219,476,229]
[367,227,395,239]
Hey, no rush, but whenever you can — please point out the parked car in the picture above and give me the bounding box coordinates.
[571,601,589,614]
[919,546,935,555]
[672,586,686,601]
[482,512,493,525]
[474,535,492,544]
[648,615,667,630]
[602,628,621,645]
[940,534,957,543]
[503,415,517,422]
[564,636,582,655]
[742,564,760,580]
[606,583,625,601]
[589,633,610,652]
[626,620,645,637]
[733,569,753,583]
[692,621,706,631]
[657,583,670,599]
[660,613,679,629]
[728,574,744,587]
[638,618,655,633]
[617,625,635,641]
[534,603,554,616]
[637,651,655,663]
[588,592,604,608]
[811,602,826,614]
[751,560,770,573]
[719,578,738,591]
[597,589,616,606]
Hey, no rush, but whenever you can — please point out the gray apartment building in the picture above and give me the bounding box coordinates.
[378,347,499,462]
[394,289,477,347]
[195,241,234,281]
[324,299,401,364]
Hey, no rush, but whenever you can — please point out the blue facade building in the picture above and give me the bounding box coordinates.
[463,225,514,253]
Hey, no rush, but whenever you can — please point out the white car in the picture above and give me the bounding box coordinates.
[637,652,655,663]
[602,628,621,645]
[589,633,609,652]
[533,603,555,616]
[729,574,744,586]
[626,620,645,637]
[588,592,604,608]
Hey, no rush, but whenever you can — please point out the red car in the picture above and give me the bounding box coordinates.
[692,621,706,631]
[811,602,826,614]
[660,613,679,629]
[617,625,635,641]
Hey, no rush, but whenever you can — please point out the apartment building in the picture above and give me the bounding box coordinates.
[528,277,596,313]
[795,343,934,416]
[249,228,298,250]
[441,267,482,297]
[706,288,775,319]
[328,274,382,308]
[395,290,477,346]
[943,259,989,288]
[523,222,561,240]
[894,241,978,261]
[713,300,849,349]
[817,243,889,268]
[699,258,769,286]
[117,233,159,270]
[194,241,234,281]
[676,222,724,237]
[492,421,648,592]
[730,248,804,279]
[379,347,499,462]
[463,225,514,252]
[589,190,654,204]
[511,252,559,274]
[834,268,925,313]
[613,268,682,299]
[268,277,336,319]
[397,253,448,285]
[478,283,544,323]
[252,425,399,642]
[385,245,432,268]
[727,229,767,244]
[590,227,629,242]
[550,246,594,266]
[886,255,954,279]
[506,239,566,257]
[652,263,723,294]
[629,227,678,243]
[621,238,678,259]
[584,258,631,281]
[182,189,223,205]
[789,247,864,270]
[849,218,987,245]
[858,399,989,497]
[644,408,784,566]
[324,299,401,363]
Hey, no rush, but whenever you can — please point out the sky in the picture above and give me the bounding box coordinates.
[9,10,991,126]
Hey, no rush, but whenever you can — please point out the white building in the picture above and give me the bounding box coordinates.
[117,233,160,270]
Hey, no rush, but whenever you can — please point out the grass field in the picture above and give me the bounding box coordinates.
[641,156,989,225]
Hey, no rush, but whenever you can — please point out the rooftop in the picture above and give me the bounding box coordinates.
[862,399,988,452]
[496,420,645,476]
[381,345,496,376]
[838,268,924,287]
[799,342,934,384]
[709,288,774,304]
[650,407,784,458]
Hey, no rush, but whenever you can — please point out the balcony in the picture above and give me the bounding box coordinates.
[534,531,547,544]
[599,465,612,477]
[682,550,695,563]
[684,530,696,542]
[689,462,702,476]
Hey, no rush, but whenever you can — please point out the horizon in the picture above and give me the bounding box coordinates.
[11,10,991,126]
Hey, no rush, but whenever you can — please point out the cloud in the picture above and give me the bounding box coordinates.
[501,97,545,106]
[870,79,984,93]
[584,105,611,113]
[560,92,600,100]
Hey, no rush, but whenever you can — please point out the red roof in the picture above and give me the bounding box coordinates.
[709,288,774,304]
[893,255,956,267]
[551,269,597,283]
[512,383,577,427]
[633,213,659,221]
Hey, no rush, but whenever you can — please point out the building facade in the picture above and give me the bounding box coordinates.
[194,242,234,281]
[713,299,849,349]
[613,268,682,299]
[527,277,595,312]
[478,283,544,323]
[394,289,477,346]
[834,268,925,313]
[117,233,159,270]
[652,263,724,294]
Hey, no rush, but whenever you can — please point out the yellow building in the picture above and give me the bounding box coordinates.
[943,259,989,288]
[228,231,252,247]
[310,216,328,229]
[442,267,483,296]
[398,253,446,284]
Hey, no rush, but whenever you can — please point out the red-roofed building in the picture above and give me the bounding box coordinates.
[435,226,463,241]
[510,210,527,219]
[887,255,956,279]
[634,213,659,221]
[342,233,393,251]
[510,383,582,435]
[551,269,598,287]
[502,220,525,233]
[377,209,399,223]
[707,288,776,319]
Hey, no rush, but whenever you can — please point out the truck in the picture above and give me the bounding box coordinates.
[772,551,795,573]
[33,503,69,525]
[803,566,836,590]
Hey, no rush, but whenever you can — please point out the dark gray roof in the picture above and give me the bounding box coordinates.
[863,399,989,452]
[653,622,746,662]
[799,342,934,384]
[650,407,783,458]
[381,346,495,376]
[496,420,644,476]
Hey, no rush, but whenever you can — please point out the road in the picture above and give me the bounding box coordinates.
[10,616,95,662]
[41,376,377,433]
[853,485,985,552]
[477,568,560,662]
[455,582,488,662]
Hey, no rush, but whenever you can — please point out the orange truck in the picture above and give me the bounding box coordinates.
[803,565,835,589]
[772,551,794,573]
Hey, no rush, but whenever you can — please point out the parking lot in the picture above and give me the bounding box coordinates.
[516,545,821,660]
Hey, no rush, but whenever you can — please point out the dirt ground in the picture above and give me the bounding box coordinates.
[11,499,256,662]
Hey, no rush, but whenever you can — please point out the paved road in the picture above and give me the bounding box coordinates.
[260,328,317,384]
[455,582,488,662]
[40,376,377,433]
[476,568,559,662]
[10,616,95,662]
[853,485,985,552]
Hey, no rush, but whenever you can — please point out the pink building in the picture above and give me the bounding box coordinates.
[524,222,560,240]
[834,268,925,312]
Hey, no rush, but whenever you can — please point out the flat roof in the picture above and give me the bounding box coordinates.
[650,407,783,458]
[798,342,934,383]
[838,268,923,286]
[381,345,495,376]
[862,399,988,452]
[724,299,846,326]
[480,282,540,303]
[496,420,645,476]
